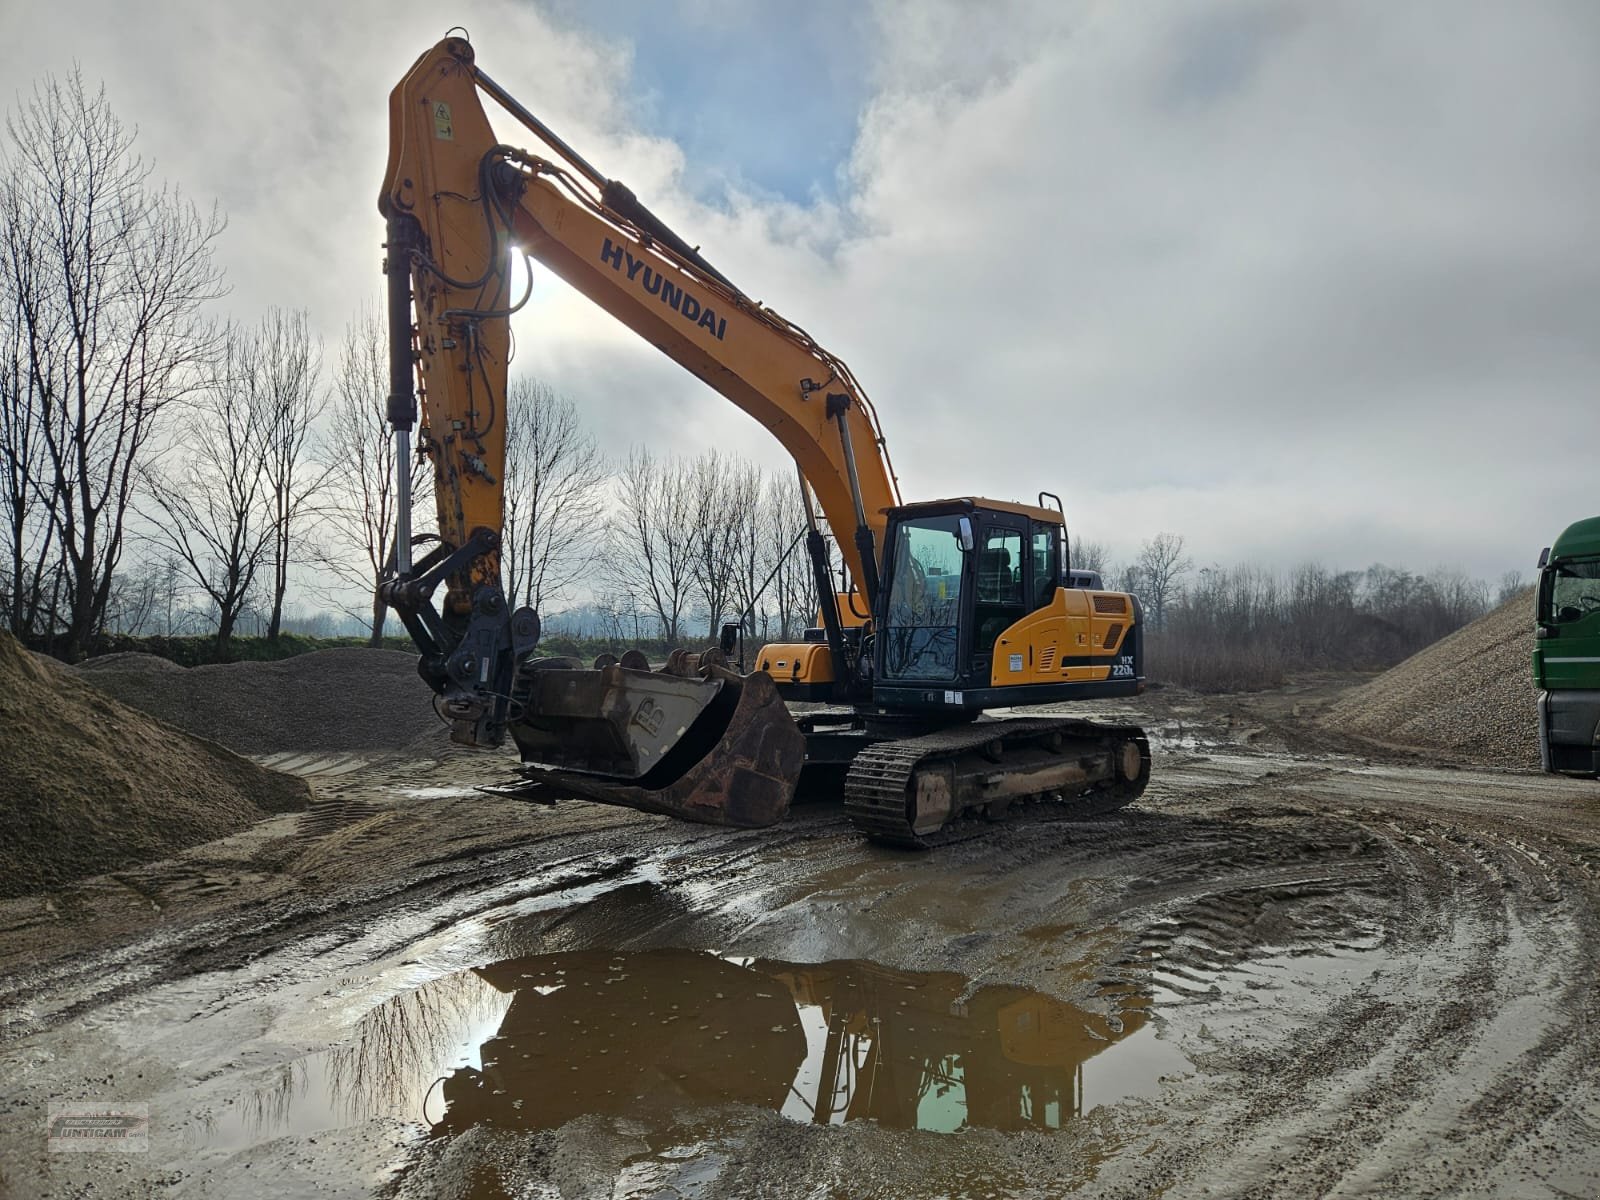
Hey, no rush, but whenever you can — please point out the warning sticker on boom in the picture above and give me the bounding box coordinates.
[432,101,454,140]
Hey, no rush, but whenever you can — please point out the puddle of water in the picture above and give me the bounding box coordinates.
[194,969,514,1150]
[197,950,1184,1150]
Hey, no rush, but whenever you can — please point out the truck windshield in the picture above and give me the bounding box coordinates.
[1544,559,1600,624]
[882,515,967,680]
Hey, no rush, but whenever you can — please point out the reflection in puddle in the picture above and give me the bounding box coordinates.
[440,952,1163,1135]
[203,950,1180,1149]
[198,969,513,1149]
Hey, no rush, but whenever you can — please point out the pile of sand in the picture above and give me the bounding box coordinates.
[72,647,443,755]
[1321,589,1539,768]
[0,633,310,898]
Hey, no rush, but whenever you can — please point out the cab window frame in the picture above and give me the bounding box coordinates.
[1029,521,1061,610]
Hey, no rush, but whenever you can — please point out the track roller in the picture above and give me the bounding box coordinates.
[842,717,1150,848]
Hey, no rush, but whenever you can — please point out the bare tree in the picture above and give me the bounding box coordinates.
[501,377,608,616]
[1150,557,1493,691]
[1109,562,1143,601]
[593,588,648,647]
[607,448,696,645]
[685,449,743,640]
[317,305,417,645]
[0,70,225,659]
[723,459,767,640]
[1497,570,1527,607]
[707,464,814,648]
[1071,538,1112,579]
[1134,532,1192,631]
[254,307,326,642]
[102,561,162,636]
[141,325,272,653]
[0,242,59,637]
[153,552,189,636]
[761,472,814,641]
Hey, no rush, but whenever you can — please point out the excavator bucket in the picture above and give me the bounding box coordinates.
[506,657,805,828]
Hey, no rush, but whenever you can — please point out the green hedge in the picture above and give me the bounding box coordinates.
[71,631,702,668]
[537,634,676,662]
[78,632,415,667]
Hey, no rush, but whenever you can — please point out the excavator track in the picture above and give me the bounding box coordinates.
[843,717,1151,849]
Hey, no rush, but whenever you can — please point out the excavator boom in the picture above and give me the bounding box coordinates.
[380,37,898,604]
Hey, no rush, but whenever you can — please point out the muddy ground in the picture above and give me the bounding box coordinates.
[2,677,1598,1199]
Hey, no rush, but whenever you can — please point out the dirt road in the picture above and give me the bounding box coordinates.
[3,683,1598,1198]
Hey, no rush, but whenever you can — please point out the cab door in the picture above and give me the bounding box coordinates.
[1536,558,1600,690]
[972,518,1027,679]
[1027,521,1061,611]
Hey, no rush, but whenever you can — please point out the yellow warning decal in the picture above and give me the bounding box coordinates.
[432,100,453,140]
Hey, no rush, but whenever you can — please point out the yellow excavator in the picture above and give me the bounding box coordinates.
[377,36,1149,847]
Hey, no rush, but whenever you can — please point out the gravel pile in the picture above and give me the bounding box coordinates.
[72,647,444,756]
[0,633,309,898]
[1321,589,1539,768]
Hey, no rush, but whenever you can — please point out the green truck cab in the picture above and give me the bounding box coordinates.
[1534,515,1600,775]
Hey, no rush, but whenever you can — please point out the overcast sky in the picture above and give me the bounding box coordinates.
[2,0,1595,584]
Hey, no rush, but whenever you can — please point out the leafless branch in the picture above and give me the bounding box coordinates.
[502,377,608,617]
[0,68,225,658]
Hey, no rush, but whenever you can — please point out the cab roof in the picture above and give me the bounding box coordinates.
[890,496,1066,525]
[1551,515,1600,561]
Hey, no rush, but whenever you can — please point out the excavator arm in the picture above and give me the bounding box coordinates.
[379,38,897,676]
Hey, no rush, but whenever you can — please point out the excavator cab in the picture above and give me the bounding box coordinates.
[870,498,1142,713]
[760,498,1143,714]
[877,500,1050,695]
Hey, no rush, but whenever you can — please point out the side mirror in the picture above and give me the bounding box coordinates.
[957,516,975,553]
[719,622,740,657]
[1538,547,1551,569]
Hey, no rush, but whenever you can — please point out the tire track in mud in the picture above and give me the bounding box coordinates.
[1090,764,1600,1200]
[0,758,662,1039]
[1105,808,1391,996]
[0,840,644,1040]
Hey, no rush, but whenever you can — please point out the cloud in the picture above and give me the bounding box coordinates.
[541,0,873,202]
[2,0,1595,585]
[806,0,1600,576]
[0,0,682,345]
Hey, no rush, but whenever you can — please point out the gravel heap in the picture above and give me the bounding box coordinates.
[71,647,444,756]
[1321,589,1539,768]
[0,633,309,898]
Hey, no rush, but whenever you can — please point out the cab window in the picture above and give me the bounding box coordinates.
[977,529,1023,604]
[882,514,967,680]
[973,526,1025,655]
[1545,559,1600,623]
[1029,523,1059,609]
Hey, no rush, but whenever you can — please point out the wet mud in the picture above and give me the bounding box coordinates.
[2,681,1599,1198]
